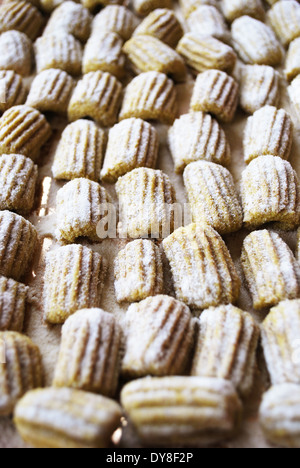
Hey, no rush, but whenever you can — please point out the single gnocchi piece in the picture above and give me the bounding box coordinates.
[260,384,300,448]
[162,223,240,310]
[68,71,122,127]
[241,230,300,310]
[43,1,92,42]
[0,154,38,213]
[122,295,194,377]
[119,71,177,124]
[83,32,125,79]
[133,0,172,17]
[133,8,183,48]
[183,161,243,235]
[52,120,105,182]
[168,112,230,174]
[34,33,83,76]
[121,376,242,447]
[267,0,300,47]
[231,16,283,66]
[56,178,110,242]
[116,168,176,239]
[241,156,300,230]
[0,276,28,332]
[43,244,107,324]
[221,0,264,22]
[0,105,51,161]
[191,305,259,396]
[26,69,74,115]
[177,33,236,75]
[243,106,293,164]
[239,65,280,114]
[190,70,239,123]
[0,71,27,113]
[0,332,42,415]
[187,5,231,44]
[285,38,300,81]
[179,0,219,19]
[0,31,32,77]
[101,118,158,183]
[123,35,186,82]
[0,211,38,281]
[262,300,300,386]
[14,387,122,448]
[53,308,121,397]
[92,5,138,41]
[0,0,43,40]
[288,75,300,123]
[114,240,163,303]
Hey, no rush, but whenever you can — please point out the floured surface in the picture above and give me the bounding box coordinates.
[2,6,300,450]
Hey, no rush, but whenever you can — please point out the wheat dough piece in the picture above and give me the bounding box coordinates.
[101,118,158,183]
[168,112,230,174]
[288,74,300,123]
[0,332,42,416]
[92,6,138,41]
[162,223,240,310]
[285,38,300,82]
[0,211,38,281]
[53,308,121,397]
[0,105,51,161]
[56,178,110,242]
[241,230,300,310]
[114,240,163,303]
[268,0,300,47]
[43,244,107,324]
[231,16,283,66]
[0,31,32,77]
[120,71,177,124]
[0,276,28,332]
[0,71,27,113]
[177,33,237,75]
[243,106,293,163]
[191,305,259,396]
[83,32,125,80]
[121,376,242,447]
[221,0,264,22]
[52,119,105,182]
[260,383,300,448]
[241,156,300,230]
[116,167,176,239]
[239,65,280,114]
[26,69,74,115]
[187,5,231,44]
[183,161,243,235]
[34,33,83,76]
[82,0,126,10]
[122,295,194,377]
[68,71,122,127]
[133,8,183,48]
[14,387,122,448]
[179,0,219,19]
[0,1,43,41]
[133,0,172,16]
[40,0,80,12]
[123,35,186,83]
[44,1,92,42]
[0,154,38,213]
[190,70,239,123]
[261,300,300,386]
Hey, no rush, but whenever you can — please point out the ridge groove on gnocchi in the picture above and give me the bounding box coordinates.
[114,240,164,303]
[83,31,125,79]
[43,1,92,42]
[191,305,259,396]
[179,0,220,19]
[53,308,121,397]
[221,0,265,22]
[162,223,240,310]
[183,161,243,235]
[0,276,28,332]
[133,8,183,48]
[239,65,280,114]
[133,0,172,17]
[0,71,27,113]
[0,0,43,41]
[288,75,300,123]
[92,6,138,41]
[241,230,300,310]
[0,31,33,77]
[122,295,195,377]
[187,5,231,44]
[43,244,107,324]
[285,38,300,81]
[267,0,300,47]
